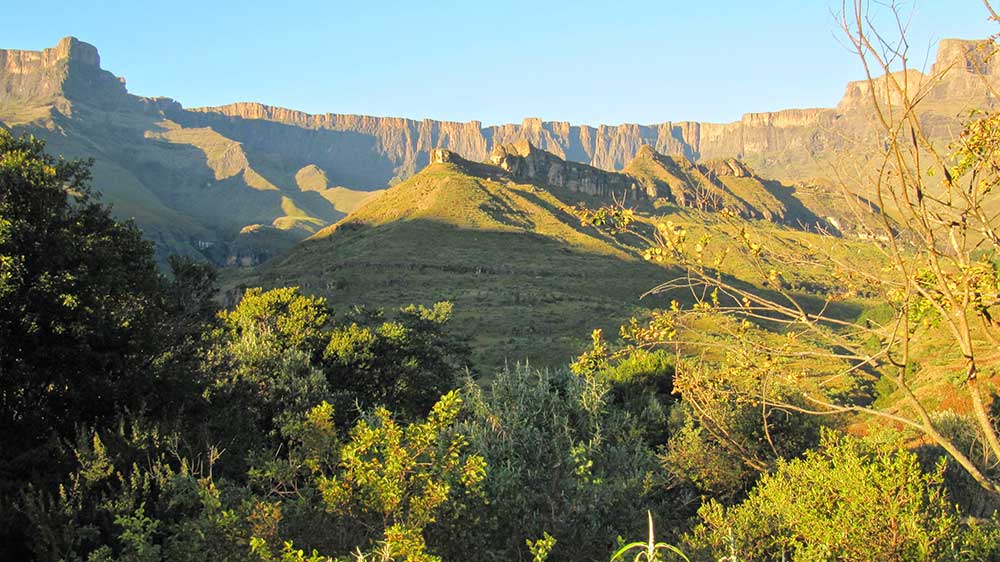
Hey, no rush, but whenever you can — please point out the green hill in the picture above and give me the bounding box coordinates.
[225,150,676,368]
[225,147,882,369]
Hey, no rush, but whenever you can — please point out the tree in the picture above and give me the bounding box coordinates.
[323,302,469,420]
[0,132,222,560]
[0,131,167,476]
[578,0,1000,497]
[444,364,676,562]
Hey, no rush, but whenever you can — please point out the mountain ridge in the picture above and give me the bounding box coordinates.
[0,36,994,262]
[231,139,880,367]
[180,39,1000,186]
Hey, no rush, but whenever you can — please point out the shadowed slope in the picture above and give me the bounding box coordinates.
[229,153,676,368]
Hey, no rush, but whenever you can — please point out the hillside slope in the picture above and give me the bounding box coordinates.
[1,37,993,262]
[0,38,379,264]
[227,147,881,368]
[228,150,674,367]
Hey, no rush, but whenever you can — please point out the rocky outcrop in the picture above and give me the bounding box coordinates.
[0,37,137,119]
[489,140,639,197]
[625,145,766,216]
[0,36,131,115]
[931,38,1000,77]
[429,147,464,164]
[703,158,755,178]
[0,36,100,75]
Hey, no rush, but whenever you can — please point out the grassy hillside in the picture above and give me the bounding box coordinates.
[224,158,677,368]
[0,82,380,264]
[225,154,885,370]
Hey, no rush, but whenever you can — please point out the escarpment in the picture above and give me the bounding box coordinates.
[0,35,991,263]
[0,36,132,115]
[186,37,999,186]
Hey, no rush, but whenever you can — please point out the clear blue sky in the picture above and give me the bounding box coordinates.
[3,0,996,125]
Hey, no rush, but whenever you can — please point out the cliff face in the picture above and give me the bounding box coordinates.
[0,37,130,116]
[187,37,998,187]
[0,36,993,263]
[488,140,638,197]
[188,103,849,186]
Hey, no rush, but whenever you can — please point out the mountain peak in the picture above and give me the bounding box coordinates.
[931,38,1000,76]
[53,36,101,67]
[635,144,657,158]
[0,36,101,74]
[625,144,693,170]
[0,36,130,114]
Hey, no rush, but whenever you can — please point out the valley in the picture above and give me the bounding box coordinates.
[4,12,1000,560]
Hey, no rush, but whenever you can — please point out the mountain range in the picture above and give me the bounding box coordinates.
[1,36,996,264]
[1,35,996,365]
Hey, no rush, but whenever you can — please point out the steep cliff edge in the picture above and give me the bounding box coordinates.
[0,37,377,264]
[0,36,133,119]
[189,37,998,186]
[0,35,991,264]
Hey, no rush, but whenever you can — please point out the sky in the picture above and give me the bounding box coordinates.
[2,1,996,126]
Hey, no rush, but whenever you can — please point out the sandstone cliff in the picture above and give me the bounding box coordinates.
[187,37,997,187]
[0,35,991,263]
[488,140,639,198]
[0,36,134,119]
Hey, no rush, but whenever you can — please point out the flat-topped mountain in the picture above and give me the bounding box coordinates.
[191,37,1000,183]
[0,36,991,261]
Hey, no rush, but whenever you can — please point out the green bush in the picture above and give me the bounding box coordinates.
[685,429,1000,561]
[437,365,676,562]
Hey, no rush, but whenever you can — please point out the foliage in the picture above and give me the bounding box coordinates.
[220,286,331,360]
[21,419,250,562]
[23,391,485,562]
[660,345,824,499]
[0,132,221,558]
[247,392,486,562]
[573,322,823,500]
[611,512,689,562]
[203,288,468,467]
[527,533,557,562]
[323,302,469,420]
[442,364,676,562]
[0,130,163,462]
[685,430,1000,561]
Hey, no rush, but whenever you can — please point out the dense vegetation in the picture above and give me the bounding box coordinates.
[5,121,1000,562]
[6,6,1000,559]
